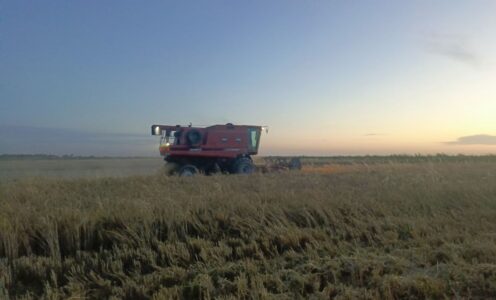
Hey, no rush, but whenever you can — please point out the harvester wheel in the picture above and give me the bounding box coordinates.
[233,157,255,174]
[178,164,198,177]
[163,162,179,175]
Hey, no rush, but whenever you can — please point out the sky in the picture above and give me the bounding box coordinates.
[1,1,496,156]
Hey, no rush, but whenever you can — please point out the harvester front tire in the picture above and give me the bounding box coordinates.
[163,162,179,175]
[178,164,198,177]
[233,158,255,174]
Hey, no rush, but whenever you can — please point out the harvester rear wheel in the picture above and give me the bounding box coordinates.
[233,157,255,174]
[178,164,198,177]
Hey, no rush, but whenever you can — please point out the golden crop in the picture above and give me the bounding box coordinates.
[1,158,495,299]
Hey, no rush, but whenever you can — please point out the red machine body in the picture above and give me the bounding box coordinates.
[151,123,263,175]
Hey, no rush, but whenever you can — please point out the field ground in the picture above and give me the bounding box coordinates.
[1,156,496,299]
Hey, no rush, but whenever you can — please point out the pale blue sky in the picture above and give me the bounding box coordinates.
[1,1,496,155]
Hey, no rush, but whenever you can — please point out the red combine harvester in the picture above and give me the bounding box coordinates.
[151,123,264,176]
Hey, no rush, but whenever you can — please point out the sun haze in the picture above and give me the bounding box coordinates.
[1,1,495,156]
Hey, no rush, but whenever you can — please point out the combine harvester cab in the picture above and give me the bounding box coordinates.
[151,123,264,176]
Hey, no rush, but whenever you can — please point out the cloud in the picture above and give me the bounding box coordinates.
[445,134,496,145]
[363,133,386,137]
[424,33,480,66]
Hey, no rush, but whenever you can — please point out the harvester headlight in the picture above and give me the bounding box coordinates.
[154,126,161,135]
[165,142,170,147]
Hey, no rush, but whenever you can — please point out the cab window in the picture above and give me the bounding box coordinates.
[248,128,259,150]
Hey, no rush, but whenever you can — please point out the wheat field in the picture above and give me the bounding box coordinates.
[1,158,496,299]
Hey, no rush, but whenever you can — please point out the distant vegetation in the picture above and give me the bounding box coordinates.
[0,154,152,161]
[0,157,161,181]
[1,159,496,299]
[278,154,496,165]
